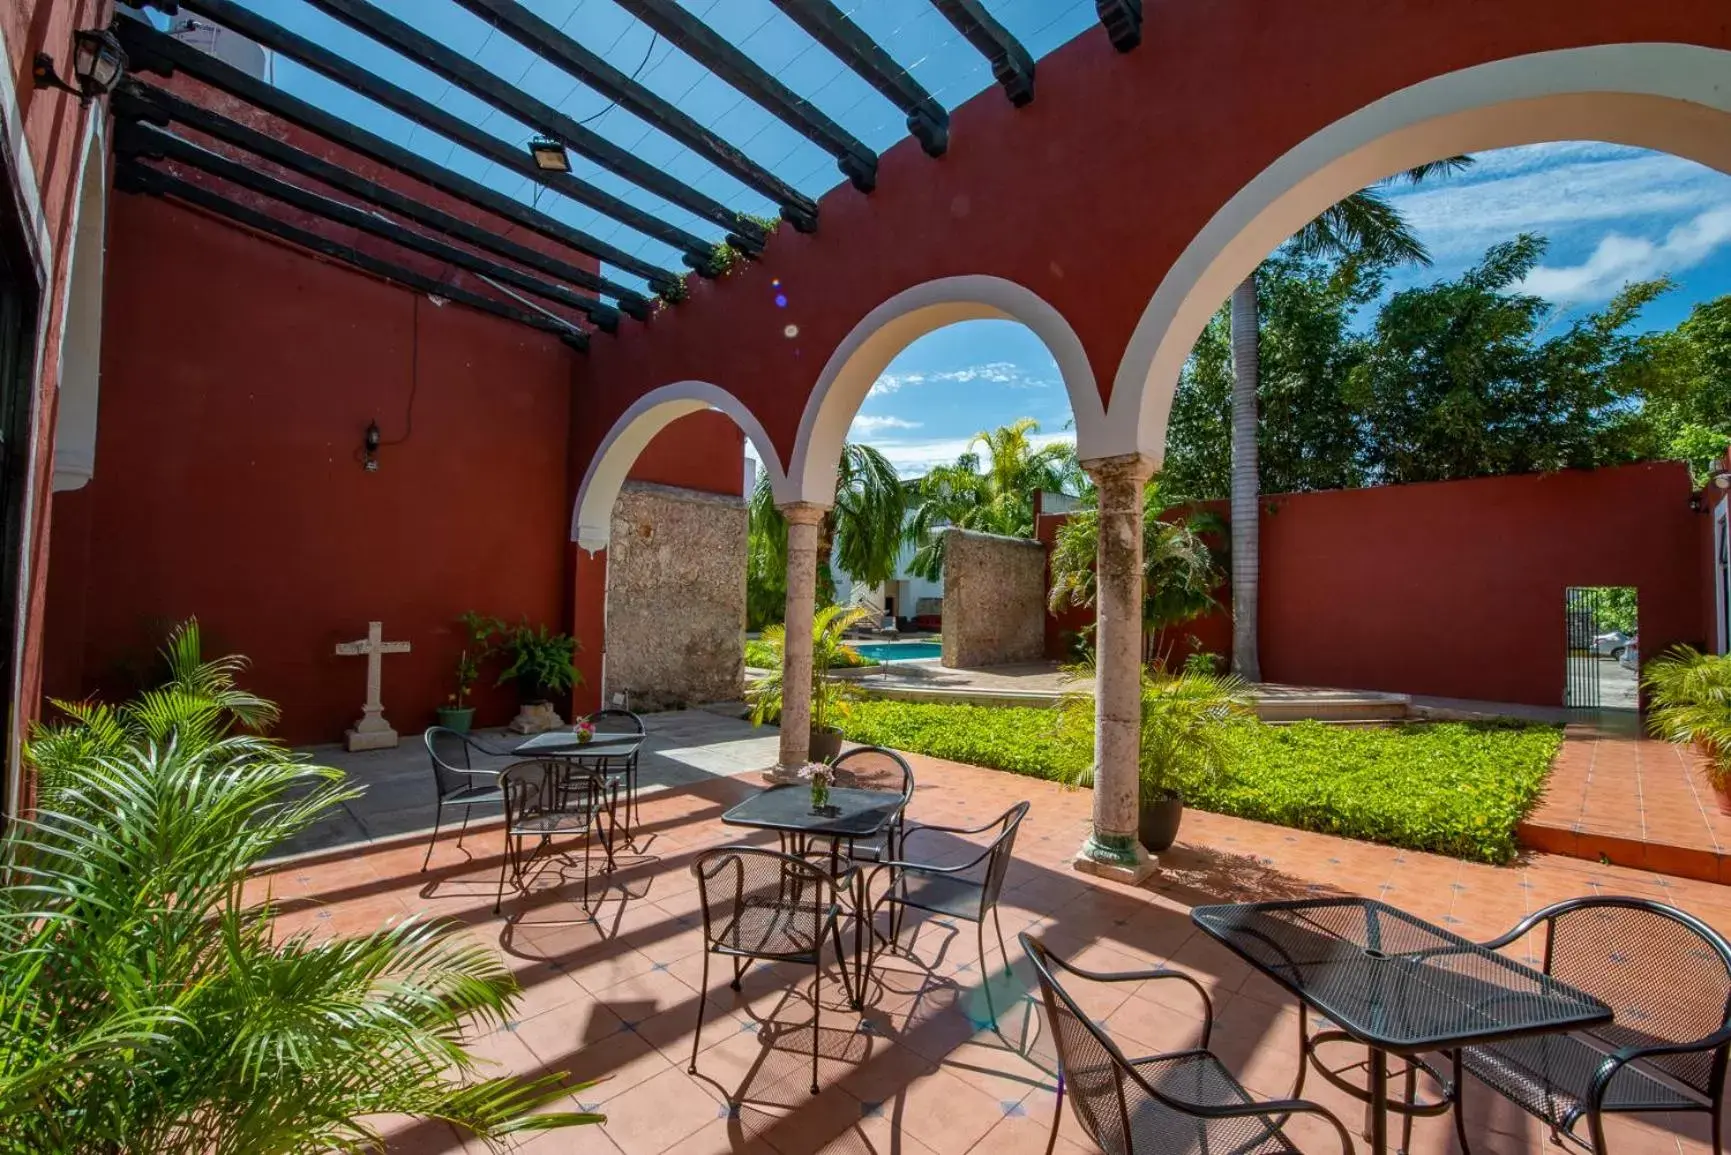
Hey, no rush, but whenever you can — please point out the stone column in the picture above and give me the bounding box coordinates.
[773,502,828,777]
[1073,453,1156,885]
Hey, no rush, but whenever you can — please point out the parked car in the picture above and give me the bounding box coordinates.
[1592,630,1632,660]
[1618,636,1639,670]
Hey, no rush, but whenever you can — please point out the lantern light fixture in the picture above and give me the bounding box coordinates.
[33,27,127,105]
[362,420,382,473]
[527,136,571,173]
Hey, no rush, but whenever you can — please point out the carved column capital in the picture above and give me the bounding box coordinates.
[1080,452,1158,491]
[777,501,830,527]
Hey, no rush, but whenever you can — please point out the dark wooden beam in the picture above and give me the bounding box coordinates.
[115,119,621,333]
[292,0,773,247]
[449,0,819,232]
[115,161,589,350]
[767,0,948,157]
[114,14,691,295]
[1096,0,1143,52]
[613,0,877,194]
[136,1,727,273]
[114,81,651,319]
[931,0,1034,106]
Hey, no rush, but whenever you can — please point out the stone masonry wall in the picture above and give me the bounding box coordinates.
[607,482,747,711]
[942,528,1047,668]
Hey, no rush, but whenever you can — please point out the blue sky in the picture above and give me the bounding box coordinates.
[848,142,1731,475]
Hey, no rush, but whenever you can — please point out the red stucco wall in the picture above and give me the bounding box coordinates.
[1042,462,1707,707]
[43,193,744,744]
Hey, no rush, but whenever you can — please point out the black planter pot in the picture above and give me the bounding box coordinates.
[1138,793,1184,853]
[809,726,844,763]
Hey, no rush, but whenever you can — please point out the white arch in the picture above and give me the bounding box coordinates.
[1114,42,1731,459]
[52,115,108,491]
[571,381,788,551]
[788,275,1113,503]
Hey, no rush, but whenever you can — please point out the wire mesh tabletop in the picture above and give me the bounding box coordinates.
[512,731,644,758]
[721,785,904,840]
[1192,898,1613,1053]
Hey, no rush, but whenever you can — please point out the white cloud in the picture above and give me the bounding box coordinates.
[866,430,1076,478]
[867,360,1053,398]
[1384,144,1731,263]
[850,414,922,434]
[1519,205,1731,302]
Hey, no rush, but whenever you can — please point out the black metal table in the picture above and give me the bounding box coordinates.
[515,731,646,843]
[722,784,903,1005]
[1192,897,1614,1155]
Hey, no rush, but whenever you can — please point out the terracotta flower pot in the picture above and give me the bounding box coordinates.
[809,726,844,763]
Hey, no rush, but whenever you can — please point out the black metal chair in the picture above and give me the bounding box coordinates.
[864,800,1029,1025]
[493,759,614,915]
[420,726,507,872]
[827,745,914,864]
[1023,933,1354,1155]
[688,847,856,1094]
[1450,896,1731,1153]
[583,708,645,837]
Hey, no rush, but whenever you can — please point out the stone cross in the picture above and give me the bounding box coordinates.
[335,620,411,751]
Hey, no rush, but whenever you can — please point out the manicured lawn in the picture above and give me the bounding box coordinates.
[838,699,1562,864]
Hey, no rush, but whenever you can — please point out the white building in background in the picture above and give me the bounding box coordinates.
[833,536,945,627]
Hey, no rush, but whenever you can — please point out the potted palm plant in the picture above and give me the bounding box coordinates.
[1644,645,1731,813]
[1061,667,1251,852]
[746,603,870,761]
[496,618,583,707]
[439,611,501,732]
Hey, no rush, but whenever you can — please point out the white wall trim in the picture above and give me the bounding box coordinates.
[0,14,53,285]
[571,381,786,551]
[789,275,1108,503]
[52,112,106,491]
[1111,43,1731,462]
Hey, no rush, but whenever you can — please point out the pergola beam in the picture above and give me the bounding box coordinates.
[613,0,877,194]
[133,0,727,274]
[292,0,772,249]
[449,0,820,232]
[766,0,949,158]
[114,15,687,296]
[115,119,621,333]
[114,81,650,319]
[931,0,1034,106]
[1096,0,1144,52]
[116,161,589,350]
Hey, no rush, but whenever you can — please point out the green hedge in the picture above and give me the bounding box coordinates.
[838,700,1561,864]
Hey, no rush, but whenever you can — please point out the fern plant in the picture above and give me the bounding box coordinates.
[495,619,582,700]
[3,621,598,1152]
[1644,645,1731,790]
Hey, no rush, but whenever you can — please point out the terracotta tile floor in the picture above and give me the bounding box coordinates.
[254,753,1731,1155]
[1520,714,1731,883]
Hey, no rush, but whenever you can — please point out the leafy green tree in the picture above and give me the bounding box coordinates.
[1347,235,1670,482]
[747,443,908,629]
[1166,250,1383,500]
[1642,294,1731,481]
[905,418,1079,581]
[5,622,594,1153]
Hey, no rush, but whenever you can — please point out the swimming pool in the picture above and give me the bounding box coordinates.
[852,641,942,662]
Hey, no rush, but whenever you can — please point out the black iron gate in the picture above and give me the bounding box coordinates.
[1565,587,1602,709]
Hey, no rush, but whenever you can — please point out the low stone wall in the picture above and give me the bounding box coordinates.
[606,482,747,711]
[941,527,1047,668]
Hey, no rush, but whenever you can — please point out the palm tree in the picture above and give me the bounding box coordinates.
[5,621,597,1151]
[905,417,1080,581]
[748,442,908,627]
[1229,158,1472,681]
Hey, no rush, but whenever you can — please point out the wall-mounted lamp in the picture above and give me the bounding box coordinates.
[527,135,571,173]
[33,28,127,105]
[362,420,381,473]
